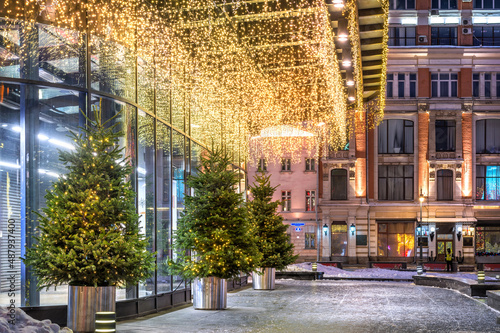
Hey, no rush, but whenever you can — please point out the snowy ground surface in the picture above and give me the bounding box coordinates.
[288,262,498,281]
[0,307,72,333]
[118,279,500,333]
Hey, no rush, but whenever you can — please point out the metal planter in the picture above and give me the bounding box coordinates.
[67,285,116,333]
[252,267,276,290]
[193,277,227,310]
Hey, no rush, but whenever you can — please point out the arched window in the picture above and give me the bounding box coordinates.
[437,169,453,201]
[331,169,347,200]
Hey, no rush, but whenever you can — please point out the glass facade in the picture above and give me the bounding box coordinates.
[0,13,246,314]
[377,222,415,257]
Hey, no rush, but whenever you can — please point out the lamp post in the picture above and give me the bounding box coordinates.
[417,192,424,275]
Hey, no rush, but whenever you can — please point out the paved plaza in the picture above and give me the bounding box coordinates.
[118,279,500,333]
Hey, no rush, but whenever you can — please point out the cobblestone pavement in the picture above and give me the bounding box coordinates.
[118,279,500,333]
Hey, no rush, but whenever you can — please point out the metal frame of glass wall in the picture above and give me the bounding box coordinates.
[0,15,247,323]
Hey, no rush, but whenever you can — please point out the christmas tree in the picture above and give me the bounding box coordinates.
[169,148,261,280]
[248,172,297,269]
[23,105,155,288]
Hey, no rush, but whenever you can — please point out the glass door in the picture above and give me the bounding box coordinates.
[437,238,453,261]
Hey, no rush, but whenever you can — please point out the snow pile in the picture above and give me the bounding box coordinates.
[0,306,72,333]
[288,262,497,281]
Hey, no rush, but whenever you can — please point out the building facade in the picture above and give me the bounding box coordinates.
[250,0,500,268]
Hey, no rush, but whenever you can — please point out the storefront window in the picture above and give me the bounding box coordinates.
[476,226,500,255]
[377,222,415,257]
[331,224,347,256]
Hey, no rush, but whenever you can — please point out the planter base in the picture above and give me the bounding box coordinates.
[253,267,276,290]
[68,285,115,333]
[193,277,227,310]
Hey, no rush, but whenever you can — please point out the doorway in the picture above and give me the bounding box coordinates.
[437,239,453,261]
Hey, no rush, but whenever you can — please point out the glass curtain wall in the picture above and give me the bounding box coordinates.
[0,9,247,312]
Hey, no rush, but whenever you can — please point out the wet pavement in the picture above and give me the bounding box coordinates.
[118,279,500,333]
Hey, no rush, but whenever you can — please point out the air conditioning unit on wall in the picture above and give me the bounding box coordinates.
[462,27,472,35]
[462,17,472,26]
[431,9,439,16]
[418,35,428,43]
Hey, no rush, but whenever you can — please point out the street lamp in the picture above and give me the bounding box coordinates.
[417,192,425,275]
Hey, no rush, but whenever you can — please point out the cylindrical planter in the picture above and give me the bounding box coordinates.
[193,277,227,310]
[67,285,116,333]
[252,267,276,290]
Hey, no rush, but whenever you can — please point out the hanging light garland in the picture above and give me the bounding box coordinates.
[1,0,387,164]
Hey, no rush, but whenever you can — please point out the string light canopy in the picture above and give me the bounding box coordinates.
[0,0,388,164]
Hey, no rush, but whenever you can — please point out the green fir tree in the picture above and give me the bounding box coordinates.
[248,172,297,270]
[23,106,156,288]
[169,148,261,280]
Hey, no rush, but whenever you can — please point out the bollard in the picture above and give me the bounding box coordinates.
[312,262,317,272]
[477,271,485,284]
[417,265,423,275]
[95,311,116,333]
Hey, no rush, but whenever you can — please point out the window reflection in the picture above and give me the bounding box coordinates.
[377,223,415,257]
[172,131,185,290]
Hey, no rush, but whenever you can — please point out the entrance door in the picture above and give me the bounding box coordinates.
[437,239,453,261]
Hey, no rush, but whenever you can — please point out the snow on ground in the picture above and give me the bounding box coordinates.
[0,307,72,332]
[285,262,497,281]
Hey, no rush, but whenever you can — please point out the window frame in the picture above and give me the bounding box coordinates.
[476,166,500,201]
[473,26,500,46]
[378,165,414,201]
[305,158,315,171]
[431,72,458,97]
[430,27,458,46]
[281,190,292,211]
[305,190,316,211]
[281,158,291,172]
[389,0,416,9]
[331,168,348,200]
[305,232,316,249]
[476,119,500,154]
[257,158,267,172]
[431,0,458,9]
[473,0,500,9]
[437,169,454,201]
[388,26,416,46]
[378,119,414,154]
[435,119,456,152]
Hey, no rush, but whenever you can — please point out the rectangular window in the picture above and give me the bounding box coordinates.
[305,158,315,171]
[377,223,415,257]
[282,190,292,211]
[258,158,267,172]
[389,0,416,9]
[431,27,458,46]
[476,119,500,154]
[281,158,291,171]
[378,119,414,154]
[485,73,491,98]
[388,27,416,46]
[476,226,500,255]
[378,165,414,201]
[305,233,316,249]
[473,26,500,46]
[476,166,500,200]
[474,0,500,9]
[305,190,316,211]
[435,120,456,152]
[386,73,394,98]
[473,73,480,97]
[431,0,458,8]
[431,73,458,97]
[331,169,348,200]
[409,73,417,98]
[398,73,405,98]
[437,169,454,201]
[497,73,500,97]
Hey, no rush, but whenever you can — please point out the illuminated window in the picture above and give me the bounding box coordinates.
[378,119,414,154]
[476,166,500,200]
[476,226,500,255]
[305,190,316,211]
[476,119,500,154]
[281,190,291,211]
[331,224,348,256]
[305,233,316,249]
[377,222,415,257]
[331,169,348,200]
[281,158,291,171]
